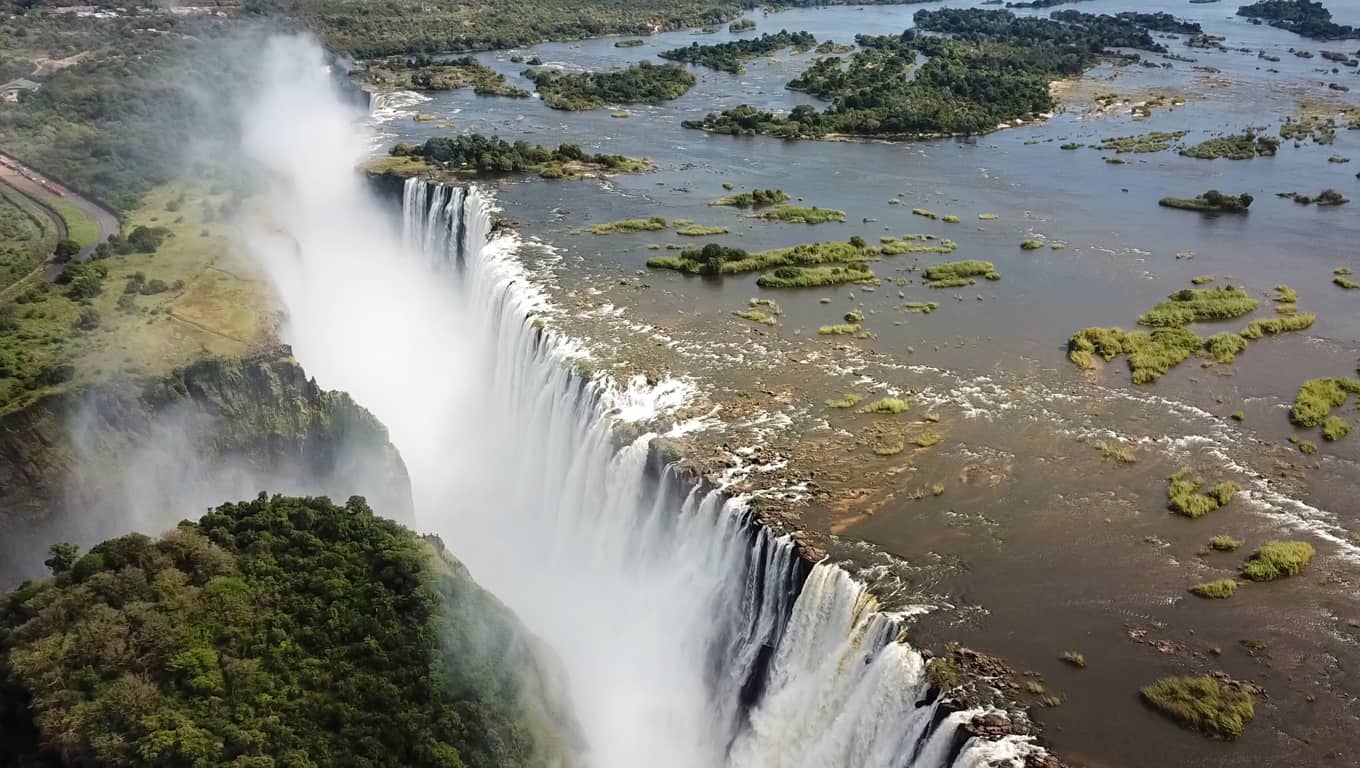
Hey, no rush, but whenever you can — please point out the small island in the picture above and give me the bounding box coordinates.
[683,9,1171,140]
[1237,0,1359,41]
[358,55,529,97]
[659,30,817,74]
[1159,190,1254,213]
[523,61,696,111]
[1180,131,1280,159]
[369,135,651,181]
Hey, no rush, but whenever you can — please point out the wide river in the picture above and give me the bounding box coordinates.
[370,2,1360,765]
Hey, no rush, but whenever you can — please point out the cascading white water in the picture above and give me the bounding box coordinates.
[394,177,1044,768]
[234,36,1041,768]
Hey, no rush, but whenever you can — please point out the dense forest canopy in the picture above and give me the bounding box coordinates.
[0,494,572,768]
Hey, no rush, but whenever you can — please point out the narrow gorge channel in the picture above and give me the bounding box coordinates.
[240,38,1042,768]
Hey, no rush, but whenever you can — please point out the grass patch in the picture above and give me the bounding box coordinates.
[1231,411,1244,422]
[734,309,777,325]
[1273,285,1298,303]
[758,263,876,289]
[977,213,998,220]
[1060,651,1086,668]
[1191,275,1215,285]
[1204,332,1247,363]
[911,208,939,220]
[879,235,957,255]
[46,197,101,248]
[859,398,909,414]
[759,205,846,224]
[818,323,862,336]
[1322,415,1351,441]
[1189,579,1237,599]
[1241,541,1315,581]
[923,260,999,286]
[1097,130,1188,153]
[903,301,938,313]
[1068,326,1204,383]
[1137,287,1258,327]
[1168,468,1236,518]
[1337,275,1360,290]
[1299,439,1318,455]
[915,432,941,448]
[676,224,730,236]
[1289,377,1360,427]
[1093,440,1137,464]
[826,393,863,408]
[941,214,960,224]
[1209,535,1243,551]
[1140,676,1255,740]
[709,189,790,207]
[1241,312,1315,338]
[648,241,872,276]
[1020,239,1045,250]
[590,216,667,234]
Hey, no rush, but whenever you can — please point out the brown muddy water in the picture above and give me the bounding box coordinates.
[370,1,1360,764]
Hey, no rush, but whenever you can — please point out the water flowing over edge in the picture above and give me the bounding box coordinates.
[400,177,1049,768]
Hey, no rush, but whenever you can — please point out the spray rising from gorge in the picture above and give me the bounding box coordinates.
[234,35,1042,768]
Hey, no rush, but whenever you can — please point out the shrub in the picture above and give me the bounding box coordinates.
[1208,535,1243,552]
[1204,332,1247,363]
[859,398,909,414]
[1140,676,1255,740]
[1060,651,1086,668]
[1322,415,1352,441]
[923,260,998,284]
[1241,313,1316,338]
[825,393,863,408]
[1137,287,1258,327]
[1290,377,1360,427]
[1168,468,1234,518]
[1241,540,1315,581]
[1189,579,1237,599]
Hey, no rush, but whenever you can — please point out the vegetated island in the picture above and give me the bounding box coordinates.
[0,494,576,767]
[523,61,696,110]
[659,30,818,73]
[647,240,879,289]
[682,9,1173,140]
[1236,0,1359,41]
[1067,286,1317,383]
[1159,190,1254,213]
[368,135,651,181]
[1278,189,1349,206]
[1179,130,1280,159]
[358,55,530,97]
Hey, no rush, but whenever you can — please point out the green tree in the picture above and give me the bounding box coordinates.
[42,542,79,575]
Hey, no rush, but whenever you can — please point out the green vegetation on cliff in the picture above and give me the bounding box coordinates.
[524,61,695,110]
[0,183,59,294]
[0,494,572,767]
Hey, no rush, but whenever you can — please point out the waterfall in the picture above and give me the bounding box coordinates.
[393,177,1046,768]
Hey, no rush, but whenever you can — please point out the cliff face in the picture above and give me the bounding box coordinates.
[0,348,413,585]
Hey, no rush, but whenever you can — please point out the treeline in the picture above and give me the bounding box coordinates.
[524,61,695,110]
[659,30,818,74]
[0,494,567,767]
[363,55,530,96]
[1236,0,1359,41]
[685,9,1172,139]
[392,134,643,174]
[1113,12,1202,35]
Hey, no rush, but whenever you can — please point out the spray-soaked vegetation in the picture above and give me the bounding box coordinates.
[0,494,572,768]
